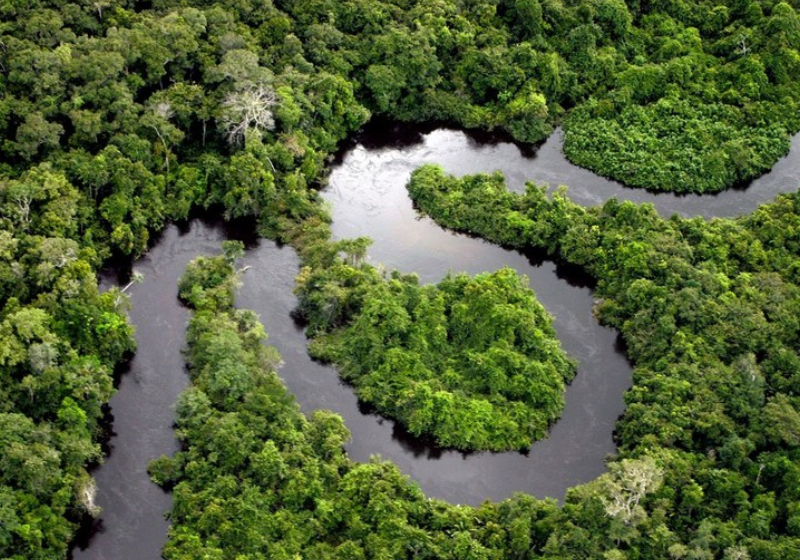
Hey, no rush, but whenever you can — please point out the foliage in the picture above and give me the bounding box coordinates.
[1,0,800,557]
[408,163,800,558]
[564,98,791,193]
[307,268,576,451]
[158,253,567,560]
[0,167,136,559]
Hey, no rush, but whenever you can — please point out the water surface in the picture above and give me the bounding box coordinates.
[73,123,800,558]
[72,223,226,560]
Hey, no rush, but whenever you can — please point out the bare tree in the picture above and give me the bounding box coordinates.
[724,546,751,560]
[93,0,111,19]
[35,238,79,286]
[600,457,664,526]
[220,83,277,146]
[121,270,144,293]
[10,189,34,230]
[0,38,7,72]
[112,270,144,310]
[1,181,39,230]
[78,476,101,517]
[146,101,177,174]
[29,342,59,375]
[738,34,750,56]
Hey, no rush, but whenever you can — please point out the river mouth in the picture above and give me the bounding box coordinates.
[71,122,800,559]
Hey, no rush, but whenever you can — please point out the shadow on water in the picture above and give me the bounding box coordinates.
[354,121,800,218]
[391,423,447,460]
[73,122,800,559]
[330,117,546,167]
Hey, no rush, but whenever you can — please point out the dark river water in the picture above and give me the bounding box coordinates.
[71,123,800,559]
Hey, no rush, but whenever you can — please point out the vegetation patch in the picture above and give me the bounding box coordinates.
[564,98,791,193]
[0,168,136,558]
[150,249,573,559]
[309,268,576,451]
[409,163,800,556]
[2,0,800,557]
[557,0,800,192]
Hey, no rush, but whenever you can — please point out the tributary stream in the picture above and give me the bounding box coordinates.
[71,123,800,559]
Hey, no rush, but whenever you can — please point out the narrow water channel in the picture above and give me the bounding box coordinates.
[71,123,800,558]
[347,121,800,218]
[71,223,227,560]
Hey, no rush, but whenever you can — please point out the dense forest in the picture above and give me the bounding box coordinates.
[304,266,576,451]
[408,165,800,559]
[1,0,800,558]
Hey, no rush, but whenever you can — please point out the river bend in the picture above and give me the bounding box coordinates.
[71,124,800,558]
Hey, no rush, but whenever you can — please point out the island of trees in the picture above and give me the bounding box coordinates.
[1,0,800,558]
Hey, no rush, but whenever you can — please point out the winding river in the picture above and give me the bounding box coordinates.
[70,123,800,559]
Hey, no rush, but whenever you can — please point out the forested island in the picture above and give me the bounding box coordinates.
[1,0,800,558]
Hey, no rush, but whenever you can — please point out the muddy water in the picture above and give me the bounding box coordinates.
[72,123,800,558]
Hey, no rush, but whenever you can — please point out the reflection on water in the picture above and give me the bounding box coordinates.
[341,120,800,218]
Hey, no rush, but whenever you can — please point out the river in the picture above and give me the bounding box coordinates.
[70,123,800,559]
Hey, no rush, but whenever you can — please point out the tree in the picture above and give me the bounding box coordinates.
[220,83,278,146]
[599,457,664,526]
[220,151,275,219]
[142,99,183,174]
[13,112,63,160]
[1,180,36,230]
[766,2,800,50]
[763,394,800,447]
[221,240,245,267]
[514,0,543,39]
[206,49,271,86]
